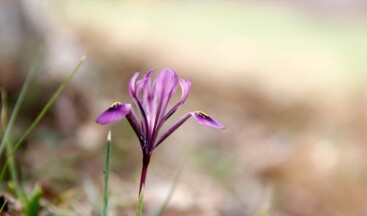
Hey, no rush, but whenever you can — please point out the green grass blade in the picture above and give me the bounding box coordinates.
[24,184,42,216]
[136,187,144,216]
[0,90,8,181]
[0,48,42,157]
[0,160,9,181]
[155,166,184,216]
[1,90,22,198]
[8,56,85,157]
[0,56,85,182]
[0,199,7,213]
[103,130,112,216]
[6,139,21,197]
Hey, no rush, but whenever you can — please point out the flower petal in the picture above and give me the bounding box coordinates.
[154,111,224,149]
[154,113,191,148]
[140,69,155,125]
[178,78,191,106]
[129,71,157,143]
[191,111,225,129]
[153,68,179,123]
[128,71,149,132]
[136,69,155,102]
[164,78,191,121]
[96,102,131,125]
[125,109,145,147]
[128,72,139,99]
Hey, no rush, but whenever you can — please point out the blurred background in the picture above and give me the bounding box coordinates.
[1,1,367,215]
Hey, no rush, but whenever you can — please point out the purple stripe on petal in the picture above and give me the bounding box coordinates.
[191,111,225,129]
[96,102,131,125]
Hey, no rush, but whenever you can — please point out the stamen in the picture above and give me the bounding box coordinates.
[195,111,209,117]
[110,102,122,108]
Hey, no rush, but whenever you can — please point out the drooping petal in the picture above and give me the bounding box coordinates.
[191,111,225,129]
[96,102,131,125]
[154,113,191,149]
[154,111,224,149]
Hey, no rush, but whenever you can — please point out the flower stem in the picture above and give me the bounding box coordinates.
[137,154,150,216]
[136,188,144,216]
[139,155,150,196]
[103,130,112,216]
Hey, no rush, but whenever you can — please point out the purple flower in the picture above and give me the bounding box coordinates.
[96,68,224,195]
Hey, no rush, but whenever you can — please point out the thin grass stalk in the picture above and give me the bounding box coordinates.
[0,56,85,182]
[6,140,21,197]
[155,166,184,216]
[8,56,85,157]
[0,161,7,181]
[0,199,7,213]
[0,48,42,157]
[103,130,111,216]
[2,90,21,198]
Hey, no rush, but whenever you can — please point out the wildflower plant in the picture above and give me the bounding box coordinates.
[96,68,224,212]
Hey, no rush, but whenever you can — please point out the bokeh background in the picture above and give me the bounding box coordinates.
[1,1,367,216]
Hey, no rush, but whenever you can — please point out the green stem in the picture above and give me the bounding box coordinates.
[0,48,42,157]
[136,187,144,216]
[0,56,85,182]
[103,130,111,216]
[0,160,8,182]
[1,90,21,198]
[8,56,85,157]
[6,140,20,197]
[136,154,150,216]
[0,199,7,213]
